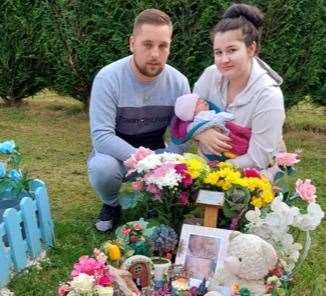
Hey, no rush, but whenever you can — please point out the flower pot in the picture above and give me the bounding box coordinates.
[151,257,171,282]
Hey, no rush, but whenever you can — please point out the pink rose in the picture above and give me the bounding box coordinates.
[134,146,153,161]
[58,284,70,296]
[71,256,108,277]
[178,192,189,206]
[124,155,137,169]
[275,153,300,167]
[133,223,142,231]
[131,180,144,191]
[122,227,131,236]
[243,168,261,178]
[295,179,317,203]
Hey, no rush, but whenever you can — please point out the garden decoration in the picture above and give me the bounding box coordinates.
[115,218,155,257]
[149,225,178,285]
[196,190,225,227]
[0,140,33,218]
[0,140,54,288]
[121,255,152,291]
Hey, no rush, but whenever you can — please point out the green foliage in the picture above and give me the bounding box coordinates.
[0,1,49,105]
[0,0,324,106]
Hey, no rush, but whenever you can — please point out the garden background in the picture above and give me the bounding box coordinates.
[0,0,325,295]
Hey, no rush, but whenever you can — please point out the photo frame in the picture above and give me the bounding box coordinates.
[175,224,232,287]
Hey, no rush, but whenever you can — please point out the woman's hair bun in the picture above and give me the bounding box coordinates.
[223,3,264,29]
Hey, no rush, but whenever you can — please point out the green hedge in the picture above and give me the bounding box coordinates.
[1,0,325,106]
[0,1,49,105]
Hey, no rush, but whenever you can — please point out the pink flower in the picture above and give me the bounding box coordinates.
[178,192,189,206]
[275,152,300,167]
[96,274,113,287]
[58,284,70,296]
[134,146,153,161]
[131,180,144,191]
[175,163,187,173]
[122,227,131,236]
[243,168,261,178]
[133,223,142,231]
[295,179,317,203]
[146,184,161,196]
[71,256,108,277]
[151,163,175,178]
[124,155,137,169]
[181,173,193,187]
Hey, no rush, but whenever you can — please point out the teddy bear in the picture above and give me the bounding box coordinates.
[208,232,278,296]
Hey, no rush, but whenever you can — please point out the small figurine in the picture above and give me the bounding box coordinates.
[121,255,152,289]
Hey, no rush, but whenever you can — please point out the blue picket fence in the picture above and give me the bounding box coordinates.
[0,179,54,287]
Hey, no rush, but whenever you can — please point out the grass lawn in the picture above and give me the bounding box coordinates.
[0,92,325,295]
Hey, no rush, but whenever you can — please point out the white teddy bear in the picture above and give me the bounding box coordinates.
[208,232,278,296]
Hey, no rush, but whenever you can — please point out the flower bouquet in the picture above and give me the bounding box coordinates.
[124,147,209,230]
[202,162,274,230]
[58,249,116,296]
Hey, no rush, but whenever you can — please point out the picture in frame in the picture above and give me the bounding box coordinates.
[175,224,232,287]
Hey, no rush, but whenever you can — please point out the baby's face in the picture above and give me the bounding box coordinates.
[194,98,209,114]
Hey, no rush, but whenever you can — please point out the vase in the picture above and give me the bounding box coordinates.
[151,257,171,282]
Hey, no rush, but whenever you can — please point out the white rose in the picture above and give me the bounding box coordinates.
[96,285,114,296]
[70,273,95,292]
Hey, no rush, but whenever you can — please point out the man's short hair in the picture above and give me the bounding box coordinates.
[133,8,172,34]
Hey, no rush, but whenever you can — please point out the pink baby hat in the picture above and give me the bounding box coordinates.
[174,93,200,121]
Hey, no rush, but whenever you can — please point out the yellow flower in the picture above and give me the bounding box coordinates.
[251,196,263,208]
[104,242,121,261]
[183,155,209,179]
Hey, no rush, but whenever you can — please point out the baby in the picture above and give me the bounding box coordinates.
[171,93,252,161]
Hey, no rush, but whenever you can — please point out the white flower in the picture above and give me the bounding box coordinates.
[96,285,114,296]
[245,208,262,225]
[70,273,95,292]
[159,152,184,162]
[145,169,182,189]
[136,154,162,173]
[292,202,324,231]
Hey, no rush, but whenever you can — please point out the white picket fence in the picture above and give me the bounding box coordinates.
[0,179,54,287]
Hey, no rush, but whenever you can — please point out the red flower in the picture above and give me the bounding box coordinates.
[97,274,113,286]
[182,173,193,187]
[243,168,261,178]
[270,265,284,277]
[178,192,189,206]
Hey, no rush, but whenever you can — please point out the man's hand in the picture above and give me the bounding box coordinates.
[194,128,232,154]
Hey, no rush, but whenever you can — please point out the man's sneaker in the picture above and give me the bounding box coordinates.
[95,204,121,232]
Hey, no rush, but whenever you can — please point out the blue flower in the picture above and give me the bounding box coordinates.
[9,169,22,181]
[0,140,16,154]
[0,161,6,177]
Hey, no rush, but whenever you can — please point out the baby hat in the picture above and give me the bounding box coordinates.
[175,93,200,121]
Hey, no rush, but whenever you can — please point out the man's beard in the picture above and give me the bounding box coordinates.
[134,59,164,78]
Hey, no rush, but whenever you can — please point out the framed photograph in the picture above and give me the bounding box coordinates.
[196,189,224,207]
[175,224,232,287]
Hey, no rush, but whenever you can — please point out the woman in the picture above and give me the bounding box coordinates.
[194,3,285,170]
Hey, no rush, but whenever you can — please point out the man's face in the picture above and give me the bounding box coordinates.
[129,24,171,80]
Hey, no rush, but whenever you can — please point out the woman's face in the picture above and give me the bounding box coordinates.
[213,29,256,81]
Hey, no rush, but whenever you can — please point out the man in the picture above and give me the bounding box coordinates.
[88,9,190,232]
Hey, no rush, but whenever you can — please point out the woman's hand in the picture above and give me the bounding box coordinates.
[194,128,232,154]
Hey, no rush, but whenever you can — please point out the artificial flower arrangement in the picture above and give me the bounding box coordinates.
[0,140,32,197]
[114,218,155,258]
[124,147,209,229]
[58,249,116,296]
[243,152,324,295]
